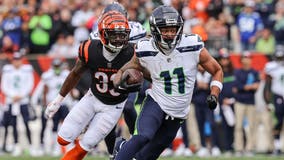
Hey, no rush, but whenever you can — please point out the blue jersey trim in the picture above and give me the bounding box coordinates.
[136,51,158,57]
[129,33,147,41]
[176,44,203,53]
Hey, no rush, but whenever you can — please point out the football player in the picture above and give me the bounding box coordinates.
[44,11,140,160]
[113,5,223,160]
[89,2,148,158]
[264,46,284,155]
[40,59,70,156]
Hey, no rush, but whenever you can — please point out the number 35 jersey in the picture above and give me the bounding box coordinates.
[136,34,204,119]
[78,40,135,105]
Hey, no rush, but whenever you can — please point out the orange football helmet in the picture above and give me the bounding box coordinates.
[98,11,130,53]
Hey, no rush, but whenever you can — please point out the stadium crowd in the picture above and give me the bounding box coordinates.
[0,0,283,158]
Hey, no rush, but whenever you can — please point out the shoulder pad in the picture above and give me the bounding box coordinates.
[41,70,52,80]
[264,61,278,74]
[129,21,147,43]
[2,64,13,72]
[78,40,92,63]
[21,64,33,71]
[176,34,204,53]
[135,38,158,58]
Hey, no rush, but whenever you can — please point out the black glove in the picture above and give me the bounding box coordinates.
[206,94,218,110]
[114,75,141,94]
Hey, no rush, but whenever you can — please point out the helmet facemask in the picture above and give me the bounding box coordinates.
[104,29,130,53]
[153,26,183,55]
[98,11,130,54]
[149,5,184,55]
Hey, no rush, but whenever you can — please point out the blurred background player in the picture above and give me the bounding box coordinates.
[264,45,284,155]
[0,52,36,156]
[38,58,71,156]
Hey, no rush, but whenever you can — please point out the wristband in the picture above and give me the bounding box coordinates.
[55,94,65,103]
[210,80,223,91]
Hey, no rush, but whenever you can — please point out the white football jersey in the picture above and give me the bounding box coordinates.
[136,34,204,119]
[264,61,284,97]
[1,64,34,104]
[41,69,70,104]
[89,21,147,43]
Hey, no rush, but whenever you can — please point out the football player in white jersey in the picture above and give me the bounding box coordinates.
[264,46,284,155]
[1,52,35,156]
[39,59,70,156]
[112,5,223,160]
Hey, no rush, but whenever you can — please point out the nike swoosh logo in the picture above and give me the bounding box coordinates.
[116,106,122,109]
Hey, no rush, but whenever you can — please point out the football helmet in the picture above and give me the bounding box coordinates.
[275,45,284,65]
[98,11,130,53]
[102,2,127,17]
[52,58,62,75]
[149,5,183,55]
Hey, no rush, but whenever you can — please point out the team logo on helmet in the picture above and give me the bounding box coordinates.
[149,5,184,55]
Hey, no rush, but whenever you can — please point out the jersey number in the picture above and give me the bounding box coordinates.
[95,72,120,96]
[160,67,185,94]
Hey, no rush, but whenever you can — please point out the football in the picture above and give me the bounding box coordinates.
[122,69,143,85]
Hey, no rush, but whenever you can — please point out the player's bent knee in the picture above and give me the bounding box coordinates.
[57,136,70,146]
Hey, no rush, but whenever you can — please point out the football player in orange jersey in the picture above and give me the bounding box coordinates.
[44,10,140,160]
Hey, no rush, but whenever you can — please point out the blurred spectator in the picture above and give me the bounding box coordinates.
[268,1,284,45]
[1,35,18,57]
[1,52,36,156]
[47,34,78,58]
[191,20,208,42]
[254,0,275,27]
[0,8,22,51]
[233,51,260,156]
[205,16,228,55]
[28,4,52,54]
[236,0,263,51]
[71,3,93,28]
[206,0,224,19]
[188,0,210,23]
[20,20,30,55]
[255,28,275,56]
[50,8,75,46]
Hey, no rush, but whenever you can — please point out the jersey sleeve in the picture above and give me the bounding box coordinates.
[129,21,147,43]
[78,40,92,64]
[135,38,158,68]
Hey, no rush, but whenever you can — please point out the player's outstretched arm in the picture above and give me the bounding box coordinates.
[199,48,224,110]
[45,59,88,118]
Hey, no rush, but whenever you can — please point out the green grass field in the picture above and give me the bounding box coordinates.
[0,155,283,160]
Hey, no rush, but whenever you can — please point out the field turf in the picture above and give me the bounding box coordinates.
[0,155,283,160]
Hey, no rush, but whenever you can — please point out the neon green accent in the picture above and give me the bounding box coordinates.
[133,97,147,135]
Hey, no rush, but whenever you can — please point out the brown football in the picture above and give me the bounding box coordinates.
[122,69,143,84]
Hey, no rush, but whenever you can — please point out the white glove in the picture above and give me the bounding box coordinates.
[45,95,64,119]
